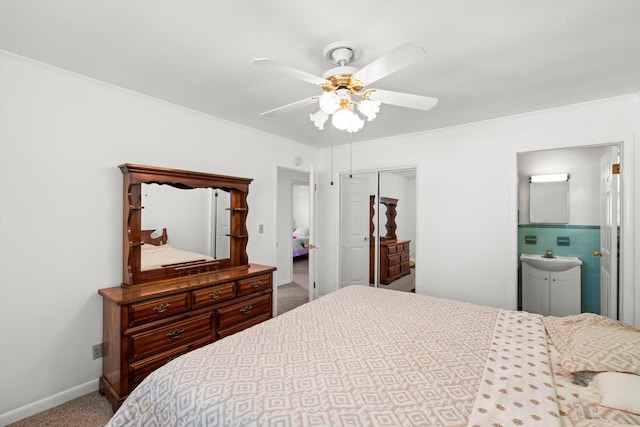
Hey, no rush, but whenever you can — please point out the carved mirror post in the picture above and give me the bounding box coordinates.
[379,197,398,241]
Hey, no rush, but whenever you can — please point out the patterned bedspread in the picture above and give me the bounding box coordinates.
[107,286,562,426]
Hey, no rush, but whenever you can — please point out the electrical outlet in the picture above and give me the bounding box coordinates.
[92,343,103,360]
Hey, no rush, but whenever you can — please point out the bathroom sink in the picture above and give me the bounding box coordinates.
[520,253,583,272]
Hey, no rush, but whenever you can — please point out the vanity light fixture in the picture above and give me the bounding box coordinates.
[530,173,569,183]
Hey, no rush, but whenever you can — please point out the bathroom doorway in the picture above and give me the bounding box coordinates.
[517,144,621,318]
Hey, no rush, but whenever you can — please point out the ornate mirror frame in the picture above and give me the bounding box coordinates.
[120,164,252,286]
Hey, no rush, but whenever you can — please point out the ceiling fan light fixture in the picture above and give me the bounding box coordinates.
[318,91,340,114]
[254,41,438,134]
[309,110,329,130]
[348,114,365,133]
[332,107,364,133]
[331,108,355,131]
[358,99,381,121]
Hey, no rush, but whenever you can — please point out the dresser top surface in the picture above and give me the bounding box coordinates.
[99,264,276,304]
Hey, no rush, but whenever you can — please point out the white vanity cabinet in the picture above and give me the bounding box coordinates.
[521,262,581,317]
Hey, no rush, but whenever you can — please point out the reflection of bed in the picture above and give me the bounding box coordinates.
[141,228,216,271]
[292,235,309,257]
[292,226,309,257]
[107,286,640,426]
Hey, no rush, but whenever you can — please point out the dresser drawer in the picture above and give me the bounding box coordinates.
[217,293,271,330]
[402,242,410,252]
[388,264,401,278]
[400,252,410,263]
[388,254,401,267]
[129,293,189,326]
[191,281,236,309]
[237,274,272,296]
[387,244,398,254]
[129,312,213,362]
[129,337,210,390]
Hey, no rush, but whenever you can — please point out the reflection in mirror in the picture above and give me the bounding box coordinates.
[141,184,231,270]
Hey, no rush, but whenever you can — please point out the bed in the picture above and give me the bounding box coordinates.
[106,286,640,426]
[292,226,309,257]
[140,228,216,271]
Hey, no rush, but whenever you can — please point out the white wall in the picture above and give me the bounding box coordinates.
[315,94,640,325]
[292,184,310,231]
[0,52,317,423]
[518,146,607,225]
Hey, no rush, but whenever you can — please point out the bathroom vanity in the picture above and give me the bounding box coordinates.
[520,253,582,316]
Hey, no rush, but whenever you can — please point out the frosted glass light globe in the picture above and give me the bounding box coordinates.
[318,91,340,114]
[309,110,329,130]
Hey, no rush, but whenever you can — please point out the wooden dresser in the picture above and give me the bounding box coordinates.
[99,263,275,410]
[100,164,276,411]
[379,240,411,285]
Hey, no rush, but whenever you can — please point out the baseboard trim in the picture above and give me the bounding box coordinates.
[0,378,99,426]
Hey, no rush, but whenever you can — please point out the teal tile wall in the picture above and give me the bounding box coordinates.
[518,224,601,314]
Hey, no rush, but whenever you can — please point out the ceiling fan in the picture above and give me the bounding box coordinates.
[252,41,439,133]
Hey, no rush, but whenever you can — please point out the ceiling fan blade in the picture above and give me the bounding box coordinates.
[352,42,427,86]
[259,96,317,117]
[367,89,439,111]
[252,58,329,86]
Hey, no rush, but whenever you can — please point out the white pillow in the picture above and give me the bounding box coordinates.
[593,372,640,415]
[293,226,308,236]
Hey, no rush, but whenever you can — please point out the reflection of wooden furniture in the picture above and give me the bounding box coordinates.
[380,240,411,284]
[379,197,398,241]
[99,164,276,411]
[141,228,168,246]
[369,196,411,284]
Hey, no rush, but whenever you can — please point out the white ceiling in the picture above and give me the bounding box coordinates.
[1,0,639,147]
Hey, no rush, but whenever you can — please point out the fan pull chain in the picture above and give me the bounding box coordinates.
[330,139,334,186]
[349,133,353,178]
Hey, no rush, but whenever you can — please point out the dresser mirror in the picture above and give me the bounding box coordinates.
[120,164,252,286]
[142,184,231,260]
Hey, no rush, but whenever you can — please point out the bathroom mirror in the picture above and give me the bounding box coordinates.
[529,180,569,223]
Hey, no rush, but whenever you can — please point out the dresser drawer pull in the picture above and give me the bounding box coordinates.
[208,290,222,299]
[153,303,171,313]
[240,305,253,315]
[167,328,185,339]
[251,281,262,288]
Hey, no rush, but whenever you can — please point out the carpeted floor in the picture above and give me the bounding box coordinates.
[10,259,415,425]
[277,255,310,314]
[7,391,113,426]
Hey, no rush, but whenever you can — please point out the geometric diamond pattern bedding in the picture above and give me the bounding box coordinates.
[106,286,559,426]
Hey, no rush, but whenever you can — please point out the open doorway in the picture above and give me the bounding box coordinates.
[517,144,621,318]
[275,167,312,315]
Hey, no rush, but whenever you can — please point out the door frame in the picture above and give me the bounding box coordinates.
[514,135,636,325]
[274,164,315,316]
